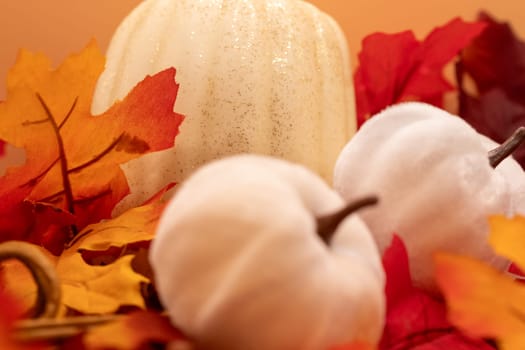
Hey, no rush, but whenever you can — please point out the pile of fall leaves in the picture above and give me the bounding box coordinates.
[1,10,525,350]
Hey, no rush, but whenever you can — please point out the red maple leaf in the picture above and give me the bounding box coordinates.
[0,42,183,254]
[355,18,486,127]
[0,277,46,350]
[380,235,495,350]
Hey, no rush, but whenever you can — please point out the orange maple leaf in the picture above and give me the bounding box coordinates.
[0,40,183,254]
[435,215,525,350]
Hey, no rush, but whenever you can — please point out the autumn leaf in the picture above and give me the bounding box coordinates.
[461,12,525,101]
[0,289,22,350]
[82,310,187,350]
[456,88,525,144]
[434,215,525,350]
[381,235,450,349]
[434,254,525,350]
[0,285,44,350]
[3,200,163,314]
[57,202,164,314]
[355,18,486,126]
[0,40,183,255]
[328,342,376,350]
[381,236,495,350]
[457,12,525,168]
[0,247,54,315]
[488,215,525,269]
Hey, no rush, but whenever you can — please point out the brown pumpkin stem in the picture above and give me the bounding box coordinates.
[317,196,379,244]
[0,241,61,319]
[489,126,525,168]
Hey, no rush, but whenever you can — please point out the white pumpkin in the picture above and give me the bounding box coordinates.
[333,102,525,290]
[92,0,355,211]
[150,154,385,350]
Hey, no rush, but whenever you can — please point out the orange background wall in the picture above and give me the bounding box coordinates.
[1,0,525,100]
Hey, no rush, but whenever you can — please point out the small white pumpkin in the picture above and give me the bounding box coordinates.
[333,102,525,290]
[150,154,385,350]
[92,0,355,211]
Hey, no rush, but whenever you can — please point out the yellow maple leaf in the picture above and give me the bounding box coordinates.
[2,202,163,315]
[435,215,525,350]
[56,202,162,313]
[488,215,525,270]
[58,256,147,314]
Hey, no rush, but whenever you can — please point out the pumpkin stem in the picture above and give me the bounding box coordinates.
[489,126,525,168]
[317,196,378,244]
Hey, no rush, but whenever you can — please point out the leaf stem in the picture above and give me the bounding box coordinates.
[20,157,59,189]
[58,97,78,130]
[68,133,124,174]
[36,94,78,236]
[488,126,525,168]
[317,196,379,243]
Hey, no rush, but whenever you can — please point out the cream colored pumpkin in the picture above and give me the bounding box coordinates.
[150,154,385,350]
[92,0,355,211]
[333,102,525,290]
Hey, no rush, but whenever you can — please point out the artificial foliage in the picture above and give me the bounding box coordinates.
[0,8,524,350]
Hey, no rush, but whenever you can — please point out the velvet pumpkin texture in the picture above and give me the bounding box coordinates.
[150,154,385,350]
[333,102,525,290]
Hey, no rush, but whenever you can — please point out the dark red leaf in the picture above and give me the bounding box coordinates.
[462,11,525,101]
[457,88,525,167]
[457,12,525,168]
